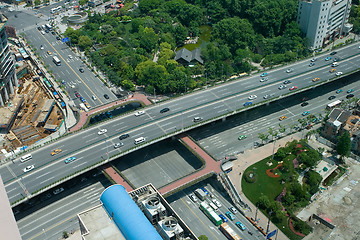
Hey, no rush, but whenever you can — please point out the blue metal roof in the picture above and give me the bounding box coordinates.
[100,185,162,240]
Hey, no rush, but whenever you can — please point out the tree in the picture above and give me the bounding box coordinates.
[257,195,271,210]
[268,127,278,141]
[258,133,269,144]
[278,124,286,136]
[79,0,89,6]
[336,131,351,163]
[34,0,41,6]
[304,170,322,195]
[78,35,93,50]
[138,27,158,53]
[198,235,208,240]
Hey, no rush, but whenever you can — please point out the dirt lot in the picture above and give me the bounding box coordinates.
[299,158,360,240]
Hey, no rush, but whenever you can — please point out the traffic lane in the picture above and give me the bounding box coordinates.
[5,181,25,204]
[168,191,227,240]
[18,181,106,240]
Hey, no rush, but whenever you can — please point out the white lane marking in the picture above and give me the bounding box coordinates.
[36,172,51,179]
[39,177,54,185]
[72,162,88,168]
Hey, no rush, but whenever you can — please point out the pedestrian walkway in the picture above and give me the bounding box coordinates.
[100,163,133,192]
[228,132,305,240]
[69,93,151,132]
[159,134,221,195]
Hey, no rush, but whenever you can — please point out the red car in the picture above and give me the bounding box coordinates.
[75,92,80,98]
[289,86,298,91]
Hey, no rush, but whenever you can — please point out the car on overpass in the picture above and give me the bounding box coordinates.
[312,77,320,82]
[51,149,62,156]
[325,57,332,61]
[98,129,107,135]
[311,57,317,62]
[309,62,315,67]
[260,72,268,77]
[160,107,170,113]
[193,117,203,122]
[134,111,145,117]
[248,95,257,100]
[330,68,336,73]
[243,102,252,107]
[260,77,268,82]
[238,135,247,140]
[278,85,286,90]
[119,134,130,140]
[286,68,293,73]
[330,51,337,55]
[23,165,35,173]
[64,156,76,164]
[289,86,298,91]
[283,80,291,84]
[336,72,343,76]
[263,94,270,99]
[114,142,124,148]
[279,116,287,121]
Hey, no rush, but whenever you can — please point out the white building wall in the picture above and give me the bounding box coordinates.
[297,0,351,49]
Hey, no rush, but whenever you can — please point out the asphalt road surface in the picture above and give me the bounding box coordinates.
[1,42,360,204]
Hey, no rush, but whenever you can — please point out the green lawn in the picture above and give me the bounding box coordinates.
[241,156,284,202]
[242,156,305,240]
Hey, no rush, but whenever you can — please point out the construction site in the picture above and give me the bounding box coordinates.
[0,39,64,156]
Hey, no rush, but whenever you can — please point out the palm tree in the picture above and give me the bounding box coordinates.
[278,124,286,136]
[258,133,269,144]
[268,127,278,141]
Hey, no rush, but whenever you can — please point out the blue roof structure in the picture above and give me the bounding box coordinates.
[100,185,162,240]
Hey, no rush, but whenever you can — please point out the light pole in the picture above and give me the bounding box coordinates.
[185,75,187,93]
[42,229,47,239]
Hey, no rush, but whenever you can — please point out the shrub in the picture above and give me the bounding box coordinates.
[244,170,257,183]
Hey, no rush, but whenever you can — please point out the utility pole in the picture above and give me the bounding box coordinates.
[266,210,273,234]
[154,87,156,104]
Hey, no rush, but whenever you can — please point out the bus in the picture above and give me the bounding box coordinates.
[219,223,241,240]
[327,100,342,110]
[53,56,61,66]
[50,6,61,14]
[199,202,222,226]
[45,24,52,31]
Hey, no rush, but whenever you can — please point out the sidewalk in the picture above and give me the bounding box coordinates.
[100,163,133,192]
[69,93,151,132]
[159,134,221,195]
[228,132,305,240]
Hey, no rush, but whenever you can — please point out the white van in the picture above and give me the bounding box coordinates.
[134,137,145,145]
[209,201,218,211]
[332,62,339,67]
[20,154,32,163]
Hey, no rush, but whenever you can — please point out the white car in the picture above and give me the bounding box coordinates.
[114,142,123,148]
[248,95,257,100]
[212,198,222,207]
[68,55,73,59]
[278,85,286,90]
[134,111,145,117]
[41,30,45,35]
[40,45,44,50]
[98,129,107,135]
[286,68,293,73]
[23,165,35,173]
[336,72,343,76]
[189,194,198,202]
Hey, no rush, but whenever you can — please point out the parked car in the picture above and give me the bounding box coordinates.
[79,68,84,73]
[104,94,109,99]
[75,92,80,98]
[201,187,209,195]
[80,96,86,103]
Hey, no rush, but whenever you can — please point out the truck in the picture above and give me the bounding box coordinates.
[79,103,88,112]
[195,188,207,201]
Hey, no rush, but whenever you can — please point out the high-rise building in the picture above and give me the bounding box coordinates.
[0,14,17,107]
[297,0,352,50]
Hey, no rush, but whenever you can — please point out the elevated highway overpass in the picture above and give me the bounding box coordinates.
[2,43,360,206]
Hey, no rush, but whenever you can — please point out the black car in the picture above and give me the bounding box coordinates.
[79,68,84,73]
[119,134,130,140]
[56,36,61,40]
[51,31,56,35]
[328,95,336,100]
[346,94,354,99]
[45,29,49,33]
[330,51,337,55]
[37,26,42,31]
[283,80,291,84]
[301,102,309,107]
[160,108,170,113]
[104,94,109,99]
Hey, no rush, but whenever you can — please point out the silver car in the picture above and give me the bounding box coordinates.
[278,85,286,90]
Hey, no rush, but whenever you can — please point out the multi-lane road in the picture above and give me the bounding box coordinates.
[2,3,118,108]
[2,42,360,204]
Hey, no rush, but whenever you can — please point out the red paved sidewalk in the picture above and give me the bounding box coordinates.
[159,134,221,195]
[69,93,151,132]
[100,163,134,192]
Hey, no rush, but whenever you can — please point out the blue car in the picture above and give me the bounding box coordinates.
[65,156,76,164]
[260,72,268,77]
[244,102,252,107]
[302,111,310,116]
[325,57,332,61]
[219,214,228,223]
[80,96,86,103]
[201,187,209,195]
[226,211,235,221]
[236,221,246,231]
[336,89,343,94]
[347,89,354,93]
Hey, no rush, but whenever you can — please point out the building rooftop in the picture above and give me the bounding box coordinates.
[0,14,8,32]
